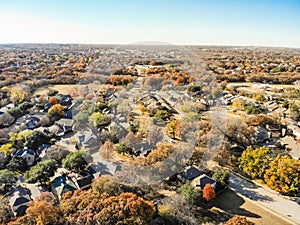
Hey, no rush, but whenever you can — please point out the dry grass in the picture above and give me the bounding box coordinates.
[212,189,292,225]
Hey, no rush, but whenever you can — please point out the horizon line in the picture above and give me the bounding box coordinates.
[0,42,299,49]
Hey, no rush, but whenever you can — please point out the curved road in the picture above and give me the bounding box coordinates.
[229,173,300,225]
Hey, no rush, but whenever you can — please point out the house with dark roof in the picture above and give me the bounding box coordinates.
[58,94,73,106]
[13,148,35,166]
[51,175,77,199]
[55,118,75,134]
[69,173,94,190]
[25,116,41,129]
[177,166,203,182]
[9,186,32,216]
[193,174,225,194]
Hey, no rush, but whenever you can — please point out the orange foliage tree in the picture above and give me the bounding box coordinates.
[202,183,216,201]
[225,215,254,225]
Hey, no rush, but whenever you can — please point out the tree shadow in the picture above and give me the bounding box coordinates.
[209,189,261,222]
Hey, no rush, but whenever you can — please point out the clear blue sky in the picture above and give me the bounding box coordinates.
[0,0,299,47]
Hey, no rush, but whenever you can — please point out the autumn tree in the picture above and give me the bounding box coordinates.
[47,104,64,122]
[26,198,60,225]
[225,215,254,225]
[145,142,174,165]
[10,84,31,104]
[264,155,300,195]
[238,146,271,179]
[62,150,92,173]
[48,97,58,105]
[202,183,216,201]
[99,140,115,160]
[91,176,123,196]
[94,192,155,225]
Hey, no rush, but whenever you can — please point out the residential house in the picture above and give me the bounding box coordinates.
[177,166,203,182]
[193,174,224,194]
[0,103,15,114]
[74,129,100,151]
[69,173,94,190]
[13,148,35,166]
[55,118,75,134]
[88,161,121,177]
[25,115,41,129]
[51,175,77,199]
[58,94,73,106]
[9,186,32,216]
[265,124,286,138]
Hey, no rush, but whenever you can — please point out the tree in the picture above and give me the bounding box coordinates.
[289,103,300,121]
[25,199,60,225]
[154,110,171,121]
[255,93,267,102]
[264,155,300,195]
[0,195,14,224]
[225,215,254,225]
[245,105,261,114]
[91,176,123,196]
[25,130,51,150]
[24,160,57,184]
[182,112,199,122]
[48,97,58,105]
[10,84,31,104]
[0,143,14,156]
[94,193,155,225]
[238,146,272,179]
[47,104,64,122]
[116,142,132,155]
[202,183,216,201]
[212,169,229,185]
[178,181,200,205]
[232,98,245,110]
[0,169,17,194]
[88,112,109,127]
[7,156,27,173]
[62,150,92,173]
[0,113,15,127]
[166,120,181,139]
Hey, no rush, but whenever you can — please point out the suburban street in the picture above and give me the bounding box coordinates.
[229,173,300,225]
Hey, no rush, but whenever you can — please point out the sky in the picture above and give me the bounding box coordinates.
[0,0,299,48]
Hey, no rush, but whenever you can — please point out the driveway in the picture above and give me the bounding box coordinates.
[229,173,300,224]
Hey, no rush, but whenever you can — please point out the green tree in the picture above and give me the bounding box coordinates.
[0,169,17,194]
[245,105,261,114]
[238,146,272,179]
[182,112,200,122]
[89,112,109,127]
[25,130,51,150]
[154,110,171,121]
[116,142,132,155]
[212,169,230,185]
[7,156,27,173]
[264,155,300,195]
[62,150,92,172]
[177,181,200,205]
[24,160,57,184]
[166,120,181,139]
[289,103,300,121]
